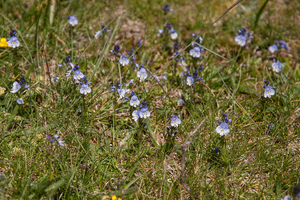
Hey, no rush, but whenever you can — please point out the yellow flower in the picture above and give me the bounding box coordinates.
[0,87,6,96]
[0,38,8,48]
[112,195,117,200]
[118,198,122,200]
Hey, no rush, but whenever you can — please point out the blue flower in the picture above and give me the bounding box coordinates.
[171,116,181,127]
[54,76,59,82]
[170,28,178,40]
[108,85,116,92]
[118,88,126,99]
[139,107,150,119]
[129,79,134,85]
[80,84,91,95]
[177,98,184,106]
[68,16,78,26]
[73,70,84,80]
[280,196,290,200]
[119,54,130,66]
[186,76,194,86]
[264,85,275,98]
[7,36,20,48]
[132,110,140,122]
[130,95,140,107]
[53,135,65,147]
[137,68,148,81]
[268,44,278,53]
[189,47,201,58]
[278,40,290,51]
[94,30,102,39]
[158,29,164,34]
[216,122,230,136]
[180,57,187,66]
[16,98,24,104]
[58,64,63,67]
[11,81,21,93]
[235,35,247,47]
[271,60,282,73]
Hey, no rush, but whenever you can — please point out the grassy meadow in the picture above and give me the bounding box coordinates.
[0,0,300,199]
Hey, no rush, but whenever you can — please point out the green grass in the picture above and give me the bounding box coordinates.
[0,0,300,199]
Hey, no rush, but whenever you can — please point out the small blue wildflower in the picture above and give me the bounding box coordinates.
[271,60,282,73]
[139,107,150,119]
[7,36,20,48]
[191,33,203,46]
[186,76,194,86]
[68,16,78,26]
[177,98,184,106]
[58,64,63,67]
[130,95,140,107]
[118,88,126,99]
[158,29,164,34]
[235,35,247,47]
[108,86,116,92]
[189,47,201,58]
[95,31,102,39]
[129,79,134,85]
[73,70,84,80]
[180,57,187,66]
[132,110,139,122]
[80,84,91,95]
[235,28,248,47]
[170,28,178,40]
[264,85,275,98]
[263,80,275,98]
[137,68,148,81]
[268,44,278,53]
[216,122,230,136]
[16,98,24,104]
[53,135,65,147]
[11,81,21,93]
[24,84,29,89]
[54,76,59,82]
[171,116,181,127]
[280,196,291,200]
[119,54,130,66]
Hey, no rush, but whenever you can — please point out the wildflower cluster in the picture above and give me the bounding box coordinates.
[268,40,289,53]
[60,55,91,95]
[263,80,275,98]
[216,113,231,136]
[132,100,150,122]
[183,65,204,86]
[162,4,173,15]
[110,44,120,55]
[158,22,178,40]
